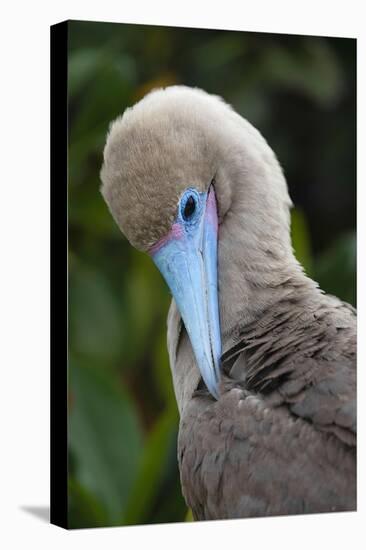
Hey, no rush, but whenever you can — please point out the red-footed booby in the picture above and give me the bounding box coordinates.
[100,86,356,520]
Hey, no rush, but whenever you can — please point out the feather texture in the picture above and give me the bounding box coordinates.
[176,288,356,519]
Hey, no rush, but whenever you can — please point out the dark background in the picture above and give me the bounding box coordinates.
[67,21,356,528]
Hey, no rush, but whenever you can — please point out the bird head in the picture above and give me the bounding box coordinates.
[101,85,294,400]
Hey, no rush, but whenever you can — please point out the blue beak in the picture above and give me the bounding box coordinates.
[149,187,221,399]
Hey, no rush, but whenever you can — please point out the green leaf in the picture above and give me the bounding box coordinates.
[69,359,143,525]
[291,208,313,276]
[313,232,356,306]
[123,250,170,366]
[68,45,137,99]
[193,34,246,71]
[153,323,176,407]
[263,39,344,105]
[68,48,104,97]
[69,58,133,145]
[68,477,109,528]
[123,406,179,525]
[68,180,121,238]
[68,261,125,364]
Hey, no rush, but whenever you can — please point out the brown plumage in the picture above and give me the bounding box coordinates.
[101,85,356,520]
[177,289,356,519]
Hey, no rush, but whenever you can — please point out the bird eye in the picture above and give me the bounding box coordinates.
[182,195,196,221]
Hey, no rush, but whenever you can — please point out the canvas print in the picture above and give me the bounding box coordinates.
[51,20,356,529]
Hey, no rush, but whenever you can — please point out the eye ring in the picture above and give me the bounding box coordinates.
[182,195,196,220]
[180,188,200,222]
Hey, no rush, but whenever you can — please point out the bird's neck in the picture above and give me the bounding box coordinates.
[217,201,319,354]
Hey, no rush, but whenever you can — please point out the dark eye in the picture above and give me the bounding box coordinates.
[183,195,196,220]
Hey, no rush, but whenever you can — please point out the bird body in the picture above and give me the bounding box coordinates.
[101,86,356,520]
[170,288,356,519]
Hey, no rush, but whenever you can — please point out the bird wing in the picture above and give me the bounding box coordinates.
[221,296,356,447]
[179,382,356,520]
[177,295,356,520]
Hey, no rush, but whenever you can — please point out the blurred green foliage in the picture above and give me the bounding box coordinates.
[67,21,356,528]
